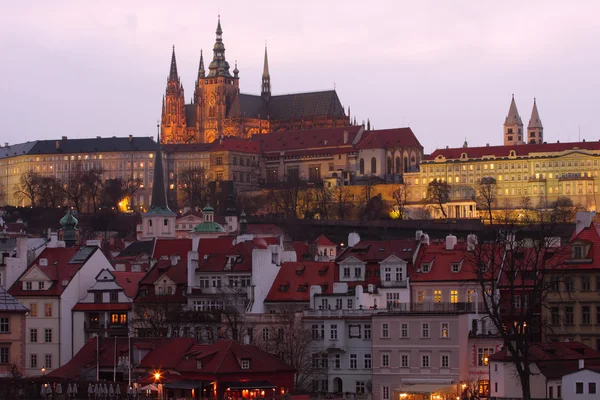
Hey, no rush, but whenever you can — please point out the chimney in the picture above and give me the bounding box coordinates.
[62,136,67,141]
[129,134,133,142]
[579,359,585,369]
[343,130,348,144]
[467,234,478,251]
[445,234,457,250]
[348,232,360,247]
[170,254,180,266]
[55,141,60,150]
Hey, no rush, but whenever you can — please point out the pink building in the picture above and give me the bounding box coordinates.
[0,285,28,376]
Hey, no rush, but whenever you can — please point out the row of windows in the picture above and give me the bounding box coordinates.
[549,275,600,292]
[29,328,53,343]
[312,324,372,340]
[424,159,598,173]
[381,322,450,339]
[26,303,53,317]
[550,304,600,326]
[29,353,53,369]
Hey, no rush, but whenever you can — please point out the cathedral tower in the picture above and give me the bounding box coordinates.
[504,95,524,146]
[261,45,271,102]
[161,46,189,144]
[527,98,543,144]
[194,18,240,143]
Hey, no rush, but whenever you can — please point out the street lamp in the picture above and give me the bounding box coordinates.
[41,367,46,376]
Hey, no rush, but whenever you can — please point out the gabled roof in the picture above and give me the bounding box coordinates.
[246,224,283,236]
[355,128,422,150]
[337,239,417,264]
[197,238,277,273]
[113,271,146,298]
[8,246,99,297]
[265,261,336,303]
[268,90,346,120]
[153,238,192,260]
[117,239,155,259]
[163,137,261,154]
[411,243,476,282]
[314,235,335,247]
[562,222,600,270]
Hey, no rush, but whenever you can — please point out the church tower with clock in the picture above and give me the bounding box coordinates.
[160,18,350,144]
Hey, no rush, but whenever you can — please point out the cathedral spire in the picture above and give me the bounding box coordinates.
[207,17,232,78]
[169,45,179,81]
[504,94,524,146]
[505,94,522,125]
[198,50,205,78]
[261,45,271,101]
[149,125,172,213]
[527,98,544,144]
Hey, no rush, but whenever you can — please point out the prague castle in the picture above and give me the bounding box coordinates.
[161,19,350,144]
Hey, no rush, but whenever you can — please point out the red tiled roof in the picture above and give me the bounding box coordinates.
[489,341,600,379]
[153,238,192,260]
[113,271,146,298]
[265,262,336,303]
[563,222,600,270]
[293,242,311,261]
[355,128,422,150]
[314,235,335,246]
[411,243,478,282]
[178,210,203,220]
[72,303,131,311]
[427,140,600,161]
[259,126,362,154]
[8,246,98,297]
[164,137,261,154]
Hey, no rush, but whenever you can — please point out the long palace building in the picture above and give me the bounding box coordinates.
[161,18,350,144]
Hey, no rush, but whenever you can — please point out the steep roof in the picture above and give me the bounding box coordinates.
[355,128,423,150]
[560,222,600,270]
[8,246,99,297]
[0,285,28,312]
[163,137,261,154]
[314,235,335,247]
[265,261,336,303]
[113,271,146,298]
[426,140,600,161]
[505,95,522,125]
[411,242,477,282]
[116,239,155,259]
[259,126,362,155]
[198,238,278,273]
[528,99,543,129]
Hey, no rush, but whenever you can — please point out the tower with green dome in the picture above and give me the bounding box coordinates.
[60,208,79,247]
[190,204,227,238]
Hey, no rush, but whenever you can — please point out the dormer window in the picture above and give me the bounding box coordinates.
[196,360,202,369]
[279,284,289,292]
[451,263,460,273]
[39,281,45,290]
[297,284,308,292]
[241,359,250,370]
[573,246,583,259]
[26,282,32,290]
[421,263,430,273]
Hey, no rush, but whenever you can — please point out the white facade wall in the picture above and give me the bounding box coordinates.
[21,296,60,376]
[248,244,281,314]
[59,250,114,365]
[562,369,600,400]
[490,362,547,399]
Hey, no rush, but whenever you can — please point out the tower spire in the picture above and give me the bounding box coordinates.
[198,50,205,78]
[503,94,524,146]
[261,44,271,101]
[207,17,232,78]
[149,123,172,212]
[527,98,544,144]
[169,45,179,81]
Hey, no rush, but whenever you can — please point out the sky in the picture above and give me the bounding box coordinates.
[1,0,599,154]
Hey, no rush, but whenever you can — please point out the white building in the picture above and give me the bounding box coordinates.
[0,236,47,290]
[562,366,600,400]
[8,245,114,376]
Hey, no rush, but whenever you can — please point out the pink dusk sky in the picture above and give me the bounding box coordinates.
[1,0,598,153]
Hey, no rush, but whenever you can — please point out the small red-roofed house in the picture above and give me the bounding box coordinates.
[489,341,600,399]
[49,337,295,399]
[8,246,115,376]
[72,268,145,356]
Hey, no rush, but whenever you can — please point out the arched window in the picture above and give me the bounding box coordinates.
[404,157,409,172]
[395,157,401,173]
[163,219,168,226]
[149,220,153,227]
[387,157,393,174]
[359,158,365,175]
[371,157,377,175]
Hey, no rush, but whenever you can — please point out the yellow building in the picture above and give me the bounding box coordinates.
[0,136,156,208]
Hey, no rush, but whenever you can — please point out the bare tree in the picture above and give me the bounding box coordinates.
[426,179,450,218]
[177,167,209,209]
[313,183,332,220]
[62,162,86,212]
[267,178,307,219]
[550,196,577,223]
[132,300,188,337]
[255,312,318,392]
[332,185,353,220]
[13,171,42,207]
[466,220,568,400]
[475,177,497,225]
[82,168,104,212]
[392,184,410,220]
